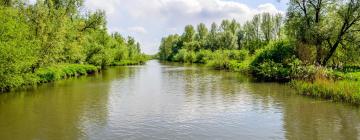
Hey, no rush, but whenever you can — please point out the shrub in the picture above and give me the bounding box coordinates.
[172,49,196,63]
[228,50,249,61]
[36,64,99,83]
[195,50,212,63]
[184,51,196,63]
[250,41,297,81]
[228,58,252,73]
[173,49,187,62]
[207,51,231,70]
[112,60,144,66]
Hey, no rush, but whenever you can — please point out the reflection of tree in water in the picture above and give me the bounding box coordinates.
[2,62,360,139]
[0,66,137,140]
[176,65,360,139]
[282,97,360,140]
[173,66,252,107]
[246,82,360,139]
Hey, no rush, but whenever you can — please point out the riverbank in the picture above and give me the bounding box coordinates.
[2,60,359,140]
[158,41,360,105]
[290,71,360,105]
[0,59,148,93]
[162,60,360,105]
[174,60,360,104]
[0,3,149,93]
[291,79,360,104]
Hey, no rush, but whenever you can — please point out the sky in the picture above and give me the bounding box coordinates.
[84,0,289,54]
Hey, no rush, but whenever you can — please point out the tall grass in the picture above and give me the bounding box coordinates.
[36,64,100,83]
[291,79,360,104]
[111,60,146,66]
[0,64,100,92]
[333,71,360,81]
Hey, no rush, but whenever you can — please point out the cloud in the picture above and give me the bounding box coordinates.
[85,0,285,54]
[128,26,147,34]
[85,0,120,15]
[257,3,285,14]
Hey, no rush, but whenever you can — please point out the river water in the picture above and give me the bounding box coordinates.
[1,60,360,140]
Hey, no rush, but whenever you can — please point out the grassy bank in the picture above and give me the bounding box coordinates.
[290,71,360,104]
[0,2,148,93]
[1,59,148,93]
[0,64,100,92]
[291,79,360,104]
[36,64,100,83]
[159,40,360,105]
[111,57,148,66]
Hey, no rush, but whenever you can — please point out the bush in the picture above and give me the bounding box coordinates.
[228,58,252,73]
[36,64,99,83]
[250,41,297,81]
[173,49,186,62]
[184,51,196,63]
[227,50,249,61]
[251,41,295,66]
[172,49,196,63]
[257,60,290,81]
[111,60,145,66]
[200,50,251,71]
[195,50,212,63]
[207,51,231,70]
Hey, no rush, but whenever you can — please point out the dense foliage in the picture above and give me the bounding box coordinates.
[159,13,283,61]
[158,0,360,79]
[286,0,360,66]
[0,0,146,92]
[158,0,360,104]
[158,13,293,80]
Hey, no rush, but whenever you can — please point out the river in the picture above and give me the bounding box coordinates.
[0,60,360,140]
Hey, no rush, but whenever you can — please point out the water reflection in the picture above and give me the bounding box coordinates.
[282,96,360,140]
[0,66,137,140]
[0,60,360,140]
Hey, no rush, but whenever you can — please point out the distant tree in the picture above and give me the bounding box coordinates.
[182,25,195,43]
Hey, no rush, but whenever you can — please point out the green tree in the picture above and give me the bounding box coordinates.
[286,0,360,66]
[196,23,208,41]
[182,25,196,43]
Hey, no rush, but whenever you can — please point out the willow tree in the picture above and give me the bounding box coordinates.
[286,0,360,66]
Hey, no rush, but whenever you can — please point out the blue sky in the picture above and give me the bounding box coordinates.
[83,0,289,54]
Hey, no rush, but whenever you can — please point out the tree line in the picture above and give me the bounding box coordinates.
[159,0,360,72]
[158,0,360,104]
[0,0,147,91]
[159,13,283,61]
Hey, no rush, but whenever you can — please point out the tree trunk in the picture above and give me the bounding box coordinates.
[315,45,322,66]
[321,40,341,66]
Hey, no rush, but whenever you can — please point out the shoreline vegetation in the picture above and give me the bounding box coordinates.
[157,1,360,105]
[0,1,148,92]
[1,0,360,105]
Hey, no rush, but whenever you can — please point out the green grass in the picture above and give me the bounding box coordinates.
[0,64,100,92]
[1,59,150,92]
[291,79,360,104]
[111,60,146,66]
[35,64,100,83]
[333,71,360,81]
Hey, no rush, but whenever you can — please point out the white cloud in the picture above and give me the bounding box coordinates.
[85,0,120,15]
[257,3,285,15]
[85,0,285,54]
[128,26,147,34]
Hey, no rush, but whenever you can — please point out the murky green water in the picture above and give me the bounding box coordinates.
[1,60,360,140]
